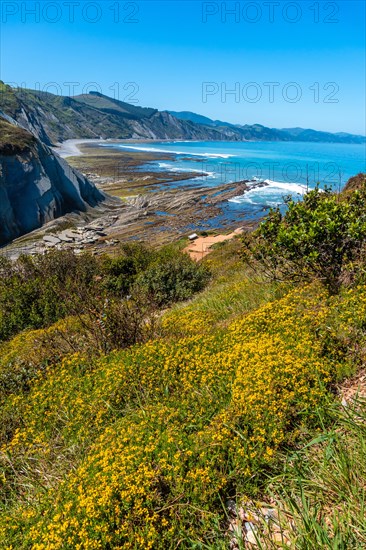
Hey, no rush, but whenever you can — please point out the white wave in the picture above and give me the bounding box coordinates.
[263,179,308,195]
[228,179,308,205]
[157,162,174,169]
[198,152,234,159]
[106,144,234,159]
[230,196,254,204]
[157,162,215,176]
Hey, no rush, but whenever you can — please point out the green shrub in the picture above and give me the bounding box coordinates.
[136,246,211,306]
[0,251,100,341]
[0,245,211,343]
[242,184,366,294]
[102,242,154,295]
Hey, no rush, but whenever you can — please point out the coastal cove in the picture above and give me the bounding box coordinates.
[2,139,364,259]
[67,138,366,231]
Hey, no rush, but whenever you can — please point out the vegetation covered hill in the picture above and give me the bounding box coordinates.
[281,126,366,144]
[73,92,157,119]
[169,111,366,144]
[0,83,243,146]
[1,175,366,548]
[343,171,366,192]
[0,118,35,155]
[2,82,364,146]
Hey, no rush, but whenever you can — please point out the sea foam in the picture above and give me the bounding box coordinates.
[229,179,308,204]
[157,162,215,176]
[110,144,234,159]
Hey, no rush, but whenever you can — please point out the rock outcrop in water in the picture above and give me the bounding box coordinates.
[0,114,105,245]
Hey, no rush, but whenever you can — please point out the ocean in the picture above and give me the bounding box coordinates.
[103,140,366,222]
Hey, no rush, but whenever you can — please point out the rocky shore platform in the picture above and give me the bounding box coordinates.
[1,143,267,259]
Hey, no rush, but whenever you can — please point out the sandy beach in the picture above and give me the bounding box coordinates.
[52,138,174,159]
[52,139,108,159]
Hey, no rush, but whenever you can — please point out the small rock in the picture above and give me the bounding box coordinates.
[227,499,237,516]
[261,507,278,522]
[65,231,81,240]
[272,531,291,545]
[58,233,73,243]
[245,521,256,533]
[88,225,103,231]
[83,238,98,244]
[43,235,61,245]
[245,530,258,546]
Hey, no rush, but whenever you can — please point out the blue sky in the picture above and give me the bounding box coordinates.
[1,0,365,134]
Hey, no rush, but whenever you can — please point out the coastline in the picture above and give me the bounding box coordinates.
[2,141,262,259]
[53,138,209,159]
[5,136,363,259]
[61,140,267,232]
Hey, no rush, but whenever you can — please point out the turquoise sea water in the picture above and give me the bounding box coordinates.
[104,140,366,222]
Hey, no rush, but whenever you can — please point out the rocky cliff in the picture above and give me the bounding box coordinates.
[0,116,105,245]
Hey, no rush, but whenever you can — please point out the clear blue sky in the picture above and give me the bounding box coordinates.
[1,0,365,134]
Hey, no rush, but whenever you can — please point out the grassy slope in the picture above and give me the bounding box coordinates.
[263,397,366,549]
[0,85,134,143]
[72,93,157,119]
[0,239,365,548]
[0,82,21,118]
[0,118,35,155]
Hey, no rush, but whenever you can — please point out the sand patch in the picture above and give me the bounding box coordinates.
[183,228,244,261]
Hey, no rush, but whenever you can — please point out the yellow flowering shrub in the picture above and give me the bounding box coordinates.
[1,281,366,547]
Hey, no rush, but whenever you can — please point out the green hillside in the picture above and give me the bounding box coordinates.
[1,83,364,147]
[0,84,239,145]
[0,85,134,144]
[1,177,366,548]
[73,92,157,119]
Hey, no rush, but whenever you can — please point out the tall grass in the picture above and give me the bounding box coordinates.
[194,398,366,549]
[270,397,366,548]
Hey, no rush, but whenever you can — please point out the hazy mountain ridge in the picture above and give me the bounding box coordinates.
[168,110,237,129]
[171,112,366,144]
[2,84,363,145]
[0,85,242,145]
